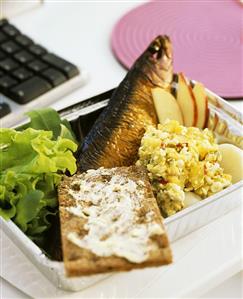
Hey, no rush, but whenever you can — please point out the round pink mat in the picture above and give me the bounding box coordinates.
[111,1,242,98]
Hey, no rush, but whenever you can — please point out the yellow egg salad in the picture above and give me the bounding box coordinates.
[137,120,232,217]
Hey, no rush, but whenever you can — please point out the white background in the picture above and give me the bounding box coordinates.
[0,1,242,298]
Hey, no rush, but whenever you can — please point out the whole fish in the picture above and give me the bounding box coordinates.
[78,35,173,171]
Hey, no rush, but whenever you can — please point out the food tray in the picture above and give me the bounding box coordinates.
[1,88,242,291]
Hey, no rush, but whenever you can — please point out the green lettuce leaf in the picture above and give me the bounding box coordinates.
[0,126,77,245]
[26,108,61,139]
[15,190,44,232]
[60,124,77,142]
[17,107,78,144]
[0,128,77,174]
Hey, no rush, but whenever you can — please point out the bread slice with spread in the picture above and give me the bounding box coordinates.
[59,166,172,276]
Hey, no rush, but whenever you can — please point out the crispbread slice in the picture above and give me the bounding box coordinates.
[59,166,172,277]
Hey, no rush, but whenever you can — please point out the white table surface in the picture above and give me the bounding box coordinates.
[1,1,242,298]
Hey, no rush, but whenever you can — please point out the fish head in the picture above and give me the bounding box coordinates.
[136,35,173,90]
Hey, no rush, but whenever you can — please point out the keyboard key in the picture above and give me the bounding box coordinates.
[15,34,33,47]
[0,76,17,91]
[0,20,82,111]
[0,102,11,118]
[0,32,7,43]
[10,76,52,104]
[0,50,6,60]
[14,50,34,64]
[0,19,8,28]
[1,40,21,54]
[28,60,48,72]
[29,44,47,56]
[0,58,19,72]
[42,53,79,78]
[13,67,33,81]
[41,68,67,87]
[2,24,20,37]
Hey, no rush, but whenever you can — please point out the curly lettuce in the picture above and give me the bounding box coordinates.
[0,126,77,245]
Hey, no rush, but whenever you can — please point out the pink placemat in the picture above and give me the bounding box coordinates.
[111,1,242,98]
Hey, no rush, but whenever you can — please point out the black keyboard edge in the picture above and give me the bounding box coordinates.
[0,18,80,116]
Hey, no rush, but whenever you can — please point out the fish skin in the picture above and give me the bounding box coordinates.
[78,35,173,171]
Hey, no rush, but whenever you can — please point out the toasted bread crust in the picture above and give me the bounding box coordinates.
[59,166,172,277]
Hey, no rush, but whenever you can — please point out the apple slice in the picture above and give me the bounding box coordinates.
[192,82,209,129]
[176,73,198,127]
[152,87,183,125]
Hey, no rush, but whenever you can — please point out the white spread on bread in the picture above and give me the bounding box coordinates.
[66,168,164,263]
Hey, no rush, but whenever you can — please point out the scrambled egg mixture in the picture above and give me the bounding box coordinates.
[137,120,232,217]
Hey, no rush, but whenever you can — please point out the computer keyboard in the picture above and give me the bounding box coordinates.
[0,18,87,127]
[0,102,11,117]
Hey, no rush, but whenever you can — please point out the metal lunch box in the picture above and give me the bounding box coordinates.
[1,87,242,291]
